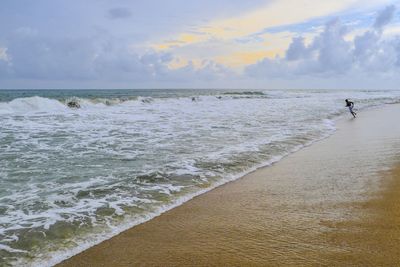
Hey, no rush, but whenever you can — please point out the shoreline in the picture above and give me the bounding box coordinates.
[58,104,400,266]
[36,120,335,267]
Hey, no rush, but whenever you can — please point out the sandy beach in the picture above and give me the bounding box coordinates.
[58,104,400,267]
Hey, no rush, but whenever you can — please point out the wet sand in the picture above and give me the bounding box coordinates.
[58,104,400,267]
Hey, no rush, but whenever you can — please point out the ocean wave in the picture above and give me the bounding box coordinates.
[223,91,265,96]
[62,96,137,107]
[0,93,260,114]
[0,96,68,114]
[0,96,157,114]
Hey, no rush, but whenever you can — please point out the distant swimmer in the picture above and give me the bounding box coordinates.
[345,99,356,118]
[67,100,81,109]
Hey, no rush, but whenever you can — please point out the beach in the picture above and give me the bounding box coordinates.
[57,104,400,266]
[3,2,400,266]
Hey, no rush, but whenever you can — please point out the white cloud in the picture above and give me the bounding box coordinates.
[246,5,400,81]
[373,4,395,29]
[0,28,232,85]
[0,47,10,62]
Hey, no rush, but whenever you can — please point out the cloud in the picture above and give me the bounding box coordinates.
[0,27,232,85]
[170,59,236,82]
[285,36,310,61]
[107,7,132,20]
[0,47,10,62]
[246,5,400,80]
[154,0,387,51]
[373,5,395,29]
[0,28,170,81]
[0,47,12,79]
[4,30,98,80]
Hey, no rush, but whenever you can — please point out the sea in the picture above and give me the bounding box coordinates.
[1,89,400,266]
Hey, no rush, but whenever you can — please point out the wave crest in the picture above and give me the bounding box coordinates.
[0,96,67,114]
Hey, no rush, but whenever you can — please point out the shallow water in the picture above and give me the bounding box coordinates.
[1,89,400,266]
[56,104,400,267]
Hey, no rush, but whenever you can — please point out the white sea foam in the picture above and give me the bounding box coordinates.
[29,122,337,267]
[0,96,67,114]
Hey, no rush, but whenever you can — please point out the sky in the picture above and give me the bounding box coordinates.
[0,0,399,89]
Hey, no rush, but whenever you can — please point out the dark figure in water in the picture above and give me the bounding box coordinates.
[345,99,356,118]
[67,101,81,109]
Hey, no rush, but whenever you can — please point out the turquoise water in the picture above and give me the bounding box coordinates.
[1,89,400,266]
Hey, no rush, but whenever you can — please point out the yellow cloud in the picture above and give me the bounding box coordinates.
[241,0,388,37]
[216,50,281,67]
[167,29,318,70]
[154,0,379,50]
[153,34,208,50]
[199,0,364,39]
[384,24,400,37]
[215,30,317,67]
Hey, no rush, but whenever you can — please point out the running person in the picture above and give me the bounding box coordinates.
[345,99,356,118]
